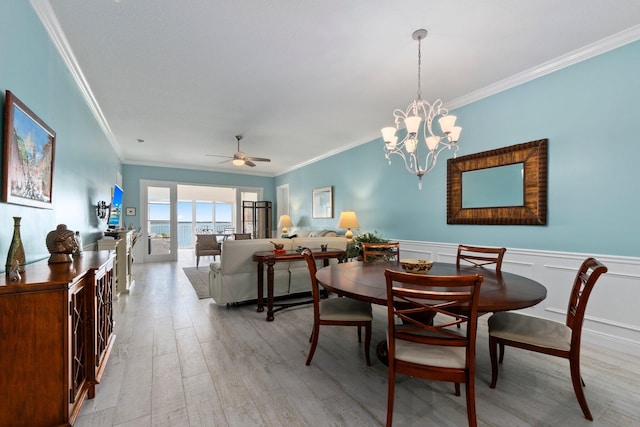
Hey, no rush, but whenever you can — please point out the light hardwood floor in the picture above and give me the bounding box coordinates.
[76,251,640,427]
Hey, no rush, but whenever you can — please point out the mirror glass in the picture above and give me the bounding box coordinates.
[462,164,523,208]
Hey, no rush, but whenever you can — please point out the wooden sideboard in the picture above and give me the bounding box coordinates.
[0,250,116,427]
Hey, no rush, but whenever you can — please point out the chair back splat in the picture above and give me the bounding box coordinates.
[456,244,506,271]
[362,242,400,264]
[233,233,252,240]
[384,269,483,427]
[488,257,607,421]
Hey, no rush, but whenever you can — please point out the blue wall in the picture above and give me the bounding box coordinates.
[3,0,637,268]
[121,164,275,229]
[0,1,121,269]
[276,40,640,257]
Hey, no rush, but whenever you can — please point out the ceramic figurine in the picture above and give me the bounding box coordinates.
[8,260,21,281]
[270,241,285,250]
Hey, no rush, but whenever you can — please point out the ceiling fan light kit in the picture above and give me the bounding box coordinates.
[207,135,271,167]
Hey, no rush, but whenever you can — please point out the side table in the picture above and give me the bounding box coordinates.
[253,249,347,321]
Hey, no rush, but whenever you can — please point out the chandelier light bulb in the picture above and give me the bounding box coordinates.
[438,115,457,134]
[406,138,417,153]
[404,116,422,134]
[426,136,440,151]
[449,126,462,142]
[381,127,397,143]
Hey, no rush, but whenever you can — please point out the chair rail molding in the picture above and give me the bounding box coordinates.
[396,239,640,357]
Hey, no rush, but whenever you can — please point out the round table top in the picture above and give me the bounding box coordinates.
[315,261,547,312]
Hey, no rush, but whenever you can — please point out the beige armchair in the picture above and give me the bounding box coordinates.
[195,234,221,267]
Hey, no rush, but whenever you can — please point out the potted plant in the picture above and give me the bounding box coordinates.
[348,231,389,261]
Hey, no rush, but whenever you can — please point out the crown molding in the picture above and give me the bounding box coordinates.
[448,25,640,110]
[29,0,123,160]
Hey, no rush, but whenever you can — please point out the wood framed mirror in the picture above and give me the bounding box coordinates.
[447,139,547,225]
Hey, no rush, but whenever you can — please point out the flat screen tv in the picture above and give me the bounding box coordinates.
[107,184,124,229]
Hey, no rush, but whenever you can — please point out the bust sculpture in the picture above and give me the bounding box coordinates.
[46,224,78,264]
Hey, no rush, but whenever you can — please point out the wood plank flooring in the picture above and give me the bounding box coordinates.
[76,251,640,426]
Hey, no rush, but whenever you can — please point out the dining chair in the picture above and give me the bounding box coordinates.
[233,233,252,240]
[488,257,608,420]
[194,234,221,267]
[362,242,400,264]
[455,244,506,328]
[384,269,483,427]
[301,249,372,366]
[456,244,507,271]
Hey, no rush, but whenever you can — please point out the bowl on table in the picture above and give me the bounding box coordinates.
[400,259,434,274]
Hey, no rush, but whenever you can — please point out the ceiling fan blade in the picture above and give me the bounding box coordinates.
[206,154,232,159]
[245,156,271,162]
[244,160,256,167]
[217,159,232,164]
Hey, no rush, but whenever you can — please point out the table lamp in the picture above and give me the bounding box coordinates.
[338,210,359,240]
[278,214,294,237]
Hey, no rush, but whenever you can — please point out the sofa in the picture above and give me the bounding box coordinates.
[208,235,348,305]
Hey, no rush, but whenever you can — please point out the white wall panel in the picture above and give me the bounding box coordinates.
[398,239,640,356]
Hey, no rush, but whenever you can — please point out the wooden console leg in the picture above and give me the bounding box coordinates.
[256,262,264,312]
[266,261,275,321]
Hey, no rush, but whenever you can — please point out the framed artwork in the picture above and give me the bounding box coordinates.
[312,186,333,218]
[2,91,56,209]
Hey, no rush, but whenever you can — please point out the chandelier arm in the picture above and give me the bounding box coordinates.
[417,147,437,175]
[385,147,424,178]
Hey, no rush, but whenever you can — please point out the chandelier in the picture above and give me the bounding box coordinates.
[381,29,462,189]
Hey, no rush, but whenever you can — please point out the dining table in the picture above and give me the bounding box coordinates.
[315,260,547,363]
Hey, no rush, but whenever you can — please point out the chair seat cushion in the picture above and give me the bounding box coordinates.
[387,328,467,368]
[488,312,571,351]
[319,297,372,321]
[197,249,220,256]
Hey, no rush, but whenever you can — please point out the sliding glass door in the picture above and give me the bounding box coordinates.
[141,180,177,262]
[139,182,264,262]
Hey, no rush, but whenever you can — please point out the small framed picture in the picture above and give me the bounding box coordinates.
[312,186,333,218]
[125,207,136,216]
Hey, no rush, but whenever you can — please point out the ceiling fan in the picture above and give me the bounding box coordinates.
[207,135,271,167]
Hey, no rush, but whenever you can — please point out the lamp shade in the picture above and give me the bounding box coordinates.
[338,211,359,229]
[278,215,293,228]
[404,115,422,134]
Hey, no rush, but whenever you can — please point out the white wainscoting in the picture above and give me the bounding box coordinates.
[397,240,640,357]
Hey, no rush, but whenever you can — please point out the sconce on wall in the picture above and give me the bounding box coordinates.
[96,201,109,222]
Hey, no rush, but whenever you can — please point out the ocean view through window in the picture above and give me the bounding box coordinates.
[149,200,232,248]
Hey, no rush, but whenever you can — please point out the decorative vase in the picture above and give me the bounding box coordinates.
[5,216,26,273]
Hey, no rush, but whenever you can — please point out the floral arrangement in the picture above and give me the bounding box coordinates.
[347,231,389,260]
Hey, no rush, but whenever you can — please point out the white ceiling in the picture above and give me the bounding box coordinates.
[34,0,640,177]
